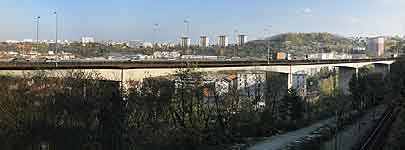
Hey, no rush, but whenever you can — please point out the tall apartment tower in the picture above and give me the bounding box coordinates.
[199,36,209,47]
[217,35,228,48]
[237,34,248,46]
[180,36,191,48]
[368,37,385,57]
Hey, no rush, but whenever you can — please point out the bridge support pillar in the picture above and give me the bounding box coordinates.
[374,64,390,78]
[288,73,293,90]
[338,67,358,95]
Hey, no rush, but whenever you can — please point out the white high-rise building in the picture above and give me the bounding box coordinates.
[199,36,209,47]
[180,36,191,48]
[237,34,248,46]
[217,35,228,47]
[81,37,95,44]
[368,37,385,57]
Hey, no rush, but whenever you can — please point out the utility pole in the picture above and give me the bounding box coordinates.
[35,16,40,52]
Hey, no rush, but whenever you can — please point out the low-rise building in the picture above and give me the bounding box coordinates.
[292,71,307,97]
[352,47,366,53]
[7,51,19,56]
[23,39,34,43]
[308,52,338,60]
[142,42,153,48]
[5,40,20,44]
[237,71,266,99]
[81,37,95,44]
[153,51,181,59]
[60,51,76,60]
[181,55,218,60]
[127,40,144,48]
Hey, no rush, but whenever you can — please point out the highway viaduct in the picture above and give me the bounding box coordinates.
[0,58,396,94]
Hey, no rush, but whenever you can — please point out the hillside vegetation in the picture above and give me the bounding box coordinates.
[241,32,353,57]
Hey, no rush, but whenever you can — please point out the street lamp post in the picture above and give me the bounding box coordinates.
[153,23,159,50]
[264,25,272,64]
[267,46,270,64]
[234,29,239,57]
[53,10,58,67]
[54,10,58,55]
[35,16,40,52]
[183,19,190,53]
[184,19,190,36]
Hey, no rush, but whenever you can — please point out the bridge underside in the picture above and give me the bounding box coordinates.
[0,60,395,94]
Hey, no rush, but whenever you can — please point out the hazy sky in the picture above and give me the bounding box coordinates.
[2,0,405,43]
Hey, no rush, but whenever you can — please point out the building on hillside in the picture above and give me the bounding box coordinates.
[5,40,20,43]
[368,37,385,57]
[352,47,366,54]
[60,51,76,60]
[62,40,71,45]
[7,51,19,56]
[127,40,144,48]
[142,42,153,48]
[217,35,228,48]
[81,37,95,45]
[308,52,339,60]
[153,51,181,59]
[23,39,34,43]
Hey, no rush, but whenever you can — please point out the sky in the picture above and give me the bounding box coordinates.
[2,0,405,43]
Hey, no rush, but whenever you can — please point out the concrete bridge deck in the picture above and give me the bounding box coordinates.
[0,58,397,93]
[0,58,396,70]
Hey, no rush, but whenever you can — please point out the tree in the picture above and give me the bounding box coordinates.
[265,72,288,121]
[279,89,305,123]
[349,74,362,111]
[389,60,405,97]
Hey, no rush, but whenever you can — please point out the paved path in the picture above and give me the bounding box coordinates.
[320,106,386,150]
[248,118,334,150]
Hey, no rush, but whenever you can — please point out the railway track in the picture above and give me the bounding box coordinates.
[358,103,400,150]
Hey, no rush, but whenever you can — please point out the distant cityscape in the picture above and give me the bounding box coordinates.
[0,32,401,63]
[3,33,249,48]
